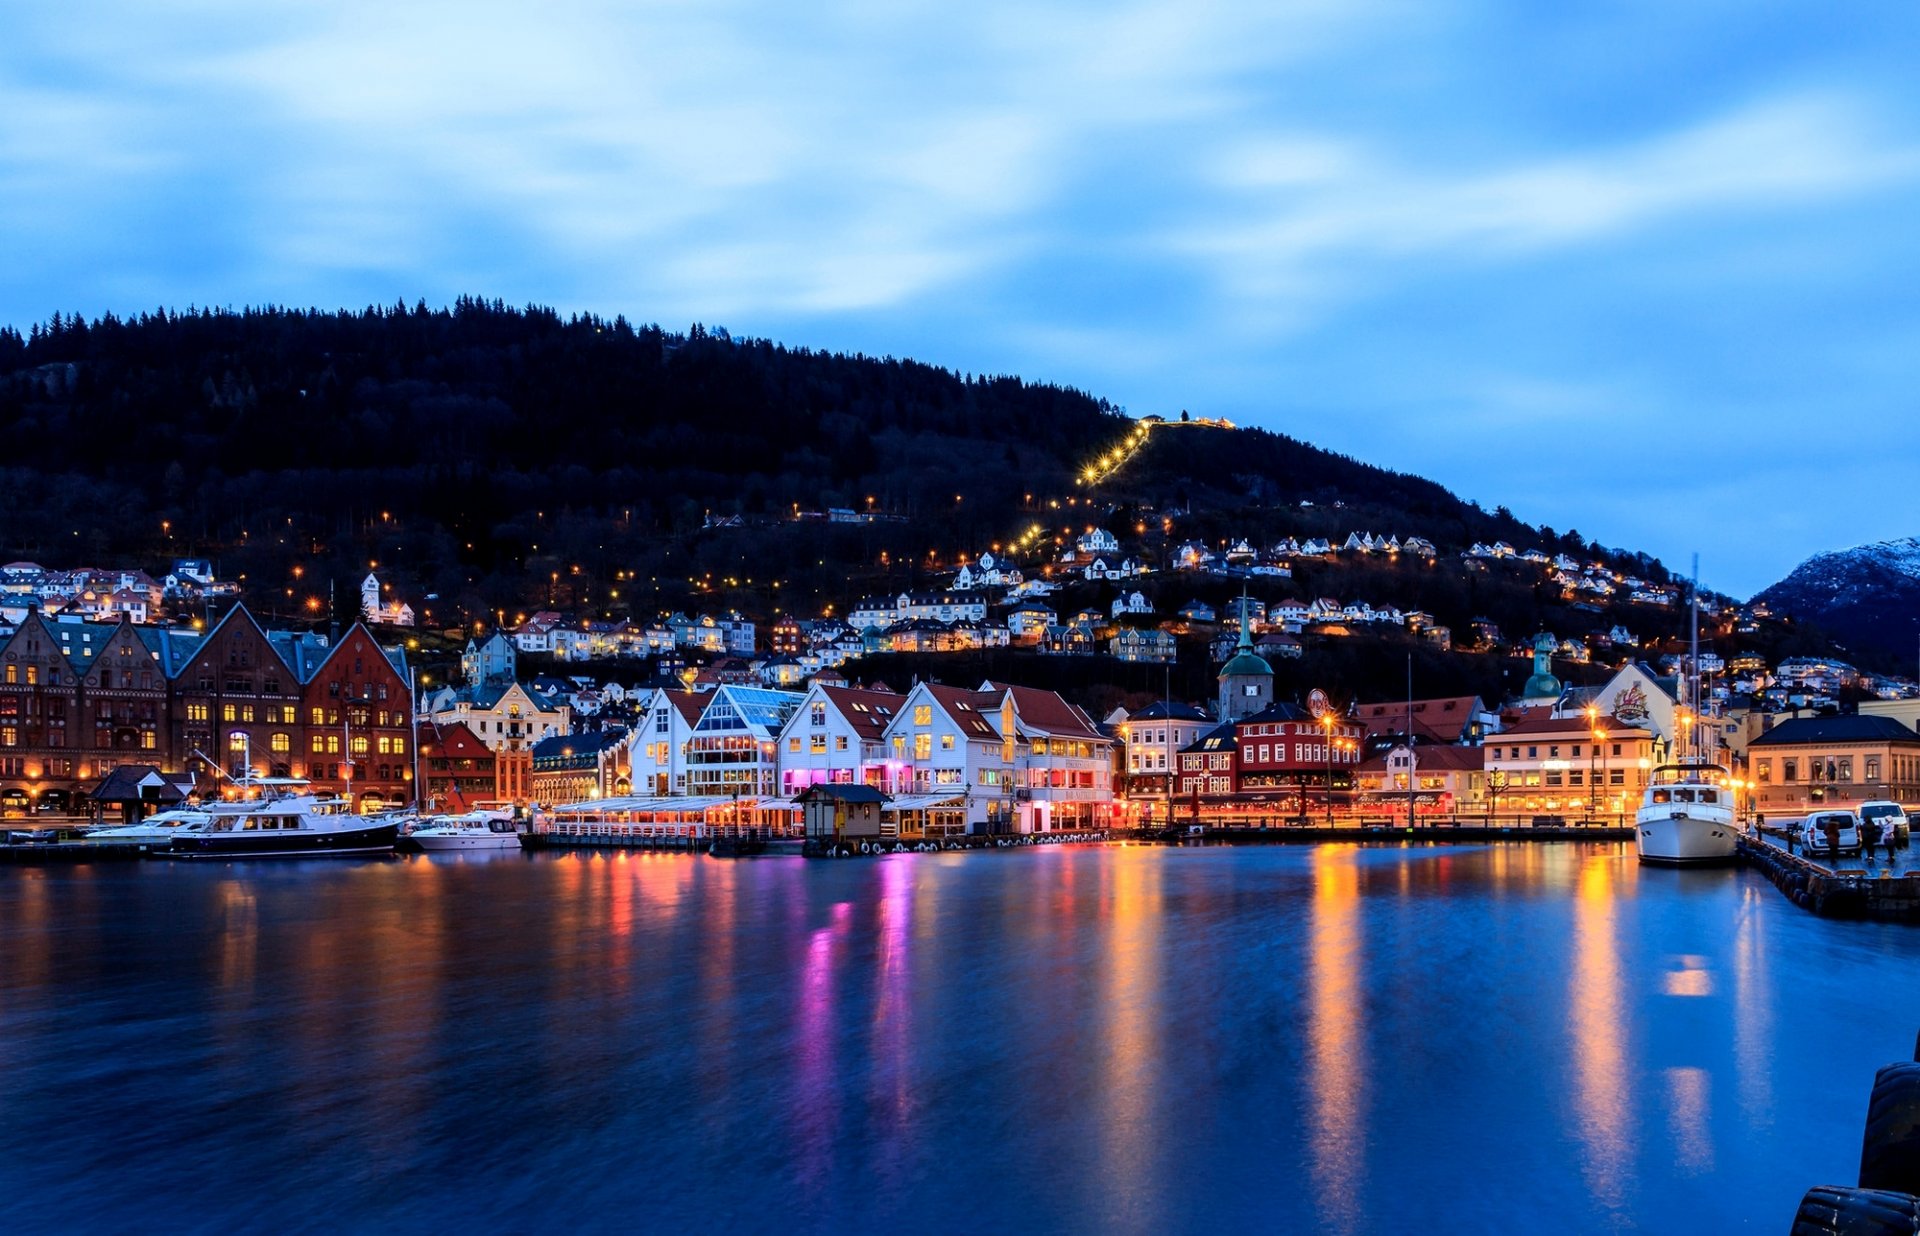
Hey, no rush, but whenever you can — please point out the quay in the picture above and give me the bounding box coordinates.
[0,838,154,863]
[1161,821,1634,844]
[1740,832,1920,923]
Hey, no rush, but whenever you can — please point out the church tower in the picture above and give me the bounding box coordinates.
[1217,593,1274,722]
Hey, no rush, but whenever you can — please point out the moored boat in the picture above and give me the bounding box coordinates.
[410,811,524,851]
[1635,763,1738,865]
[166,780,396,858]
[85,807,214,849]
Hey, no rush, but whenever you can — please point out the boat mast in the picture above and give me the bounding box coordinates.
[1688,553,1700,764]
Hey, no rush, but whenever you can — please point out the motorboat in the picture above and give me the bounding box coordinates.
[1635,560,1738,867]
[166,779,396,858]
[85,807,214,849]
[409,811,524,851]
[1635,763,1738,865]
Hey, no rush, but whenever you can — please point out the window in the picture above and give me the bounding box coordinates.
[834,735,848,752]
[809,735,826,753]
[222,704,237,722]
[810,703,825,727]
[270,733,291,754]
[1757,760,1771,783]
[914,733,931,761]
[1784,758,1798,782]
[941,735,954,751]
[787,737,800,753]
[227,731,247,752]
[913,705,931,726]
[1866,757,1881,781]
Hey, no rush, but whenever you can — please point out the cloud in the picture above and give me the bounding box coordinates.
[1182,94,1920,305]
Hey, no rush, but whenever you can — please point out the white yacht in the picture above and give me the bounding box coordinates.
[166,779,397,858]
[1635,763,1738,865]
[85,807,214,849]
[410,811,524,851]
[1635,558,1739,867]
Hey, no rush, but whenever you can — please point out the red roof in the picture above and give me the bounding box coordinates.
[662,689,707,726]
[982,681,1105,742]
[923,684,1003,739]
[820,685,905,741]
[424,721,491,759]
[1495,713,1641,740]
[1357,695,1485,742]
[1357,745,1485,773]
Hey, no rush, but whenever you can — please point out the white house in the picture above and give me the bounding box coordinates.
[1077,528,1121,557]
[684,685,804,797]
[360,572,416,627]
[774,683,903,794]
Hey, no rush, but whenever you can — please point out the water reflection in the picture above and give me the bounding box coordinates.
[1731,884,1774,1130]
[4,844,1920,1233]
[1568,853,1629,1212]
[1098,849,1161,1210]
[1306,845,1366,1233]
[872,858,917,1154]
[1665,1066,1714,1175]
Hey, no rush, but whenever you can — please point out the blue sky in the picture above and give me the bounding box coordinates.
[5,2,1919,596]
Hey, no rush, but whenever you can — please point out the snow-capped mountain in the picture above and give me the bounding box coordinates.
[1753,537,1920,658]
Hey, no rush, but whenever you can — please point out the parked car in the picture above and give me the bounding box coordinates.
[1797,811,1863,855]
[1857,801,1911,846]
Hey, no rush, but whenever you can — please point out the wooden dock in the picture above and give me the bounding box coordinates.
[0,840,156,863]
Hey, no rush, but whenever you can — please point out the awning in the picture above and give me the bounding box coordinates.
[549,795,751,815]
[884,793,969,811]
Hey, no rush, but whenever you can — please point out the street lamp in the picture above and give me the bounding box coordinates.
[1321,714,1336,827]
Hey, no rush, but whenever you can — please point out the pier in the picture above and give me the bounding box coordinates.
[1740,833,1920,922]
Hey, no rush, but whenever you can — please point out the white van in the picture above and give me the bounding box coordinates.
[1797,811,1863,855]
[1857,801,1910,846]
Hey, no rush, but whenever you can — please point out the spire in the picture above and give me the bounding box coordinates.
[1235,585,1254,652]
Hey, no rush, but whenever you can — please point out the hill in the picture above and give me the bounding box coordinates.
[1752,538,1920,664]
[0,298,1800,702]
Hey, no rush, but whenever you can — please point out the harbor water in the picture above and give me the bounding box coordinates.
[0,843,1914,1232]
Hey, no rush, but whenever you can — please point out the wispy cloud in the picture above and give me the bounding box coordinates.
[5,1,1920,593]
[1182,94,1920,307]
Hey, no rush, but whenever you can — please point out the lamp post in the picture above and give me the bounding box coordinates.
[1322,714,1336,827]
[1592,724,1609,823]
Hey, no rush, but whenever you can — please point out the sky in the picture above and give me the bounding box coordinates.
[5,2,1919,597]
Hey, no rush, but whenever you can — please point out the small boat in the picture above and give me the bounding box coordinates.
[166,779,396,859]
[410,811,524,851]
[1635,763,1738,865]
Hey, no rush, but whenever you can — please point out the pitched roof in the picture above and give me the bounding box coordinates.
[663,689,707,725]
[1495,714,1642,739]
[1357,695,1486,742]
[797,784,888,804]
[423,722,491,758]
[982,682,1104,741]
[1750,715,1920,747]
[1181,721,1239,754]
[922,683,1003,739]
[820,685,906,741]
[89,764,191,804]
[1359,745,1486,773]
[1124,700,1213,723]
